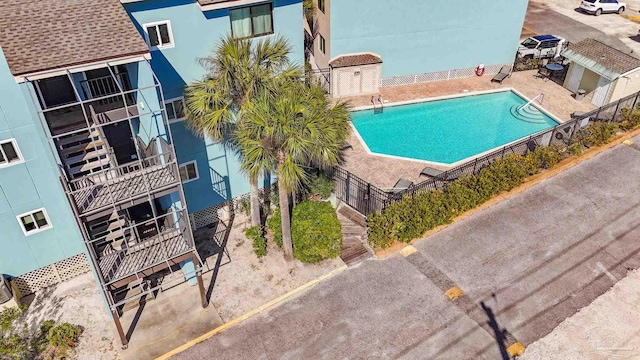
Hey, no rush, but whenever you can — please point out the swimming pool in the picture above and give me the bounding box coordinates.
[351,90,560,166]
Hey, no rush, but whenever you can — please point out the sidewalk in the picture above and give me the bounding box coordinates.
[522,270,640,359]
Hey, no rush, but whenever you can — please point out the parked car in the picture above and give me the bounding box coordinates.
[517,35,566,60]
[580,0,626,16]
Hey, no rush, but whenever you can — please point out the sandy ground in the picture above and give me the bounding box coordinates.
[20,273,122,360]
[201,213,346,321]
[521,269,640,359]
[534,0,640,54]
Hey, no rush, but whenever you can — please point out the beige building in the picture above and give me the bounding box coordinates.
[562,39,640,107]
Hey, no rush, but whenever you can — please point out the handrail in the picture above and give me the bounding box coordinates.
[67,146,175,189]
[518,93,544,112]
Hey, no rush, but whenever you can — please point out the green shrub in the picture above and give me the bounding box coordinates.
[46,323,82,350]
[572,122,618,148]
[246,226,267,258]
[291,201,342,263]
[0,307,21,333]
[620,106,640,131]
[525,145,562,169]
[307,173,335,199]
[267,207,283,248]
[367,148,565,249]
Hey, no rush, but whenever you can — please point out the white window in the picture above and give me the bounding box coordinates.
[0,139,23,168]
[229,4,274,39]
[165,97,185,123]
[179,161,199,183]
[319,35,326,54]
[143,21,174,50]
[17,208,52,236]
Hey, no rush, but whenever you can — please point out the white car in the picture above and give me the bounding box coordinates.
[580,0,626,16]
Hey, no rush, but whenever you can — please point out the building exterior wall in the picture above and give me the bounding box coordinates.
[330,0,527,79]
[609,68,640,102]
[124,0,303,213]
[578,68,601,95]
[311,0,331,69]
[0,48,86,277]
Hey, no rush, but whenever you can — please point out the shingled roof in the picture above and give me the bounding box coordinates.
[0,0,149,76]
[330,53,383,69]
[562,39,640,76]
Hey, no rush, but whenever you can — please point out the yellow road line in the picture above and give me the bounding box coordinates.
[507,341,526,357]
[623,139,634,146]
[625,14,640,22]
[155,264,348,360]
[444,287,465,301]
[400,245,417,257]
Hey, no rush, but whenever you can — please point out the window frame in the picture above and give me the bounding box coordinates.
[229,3,275,39]
[0,138,24,169]
[178,160,199,184]
[165,97,186,124]
[319,35,326,54]
[318,0,325,13]
[142,20,175,50]
[17,208,52,236]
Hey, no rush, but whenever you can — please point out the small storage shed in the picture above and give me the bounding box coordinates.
[562,39,640,106]
[329,53,382,97]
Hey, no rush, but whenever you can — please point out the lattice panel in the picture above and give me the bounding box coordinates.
[11,254,91,296]
[55,254,91,282]
[191,203,226,230]
[381,63,511,87]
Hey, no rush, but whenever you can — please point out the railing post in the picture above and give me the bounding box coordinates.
[501,146,506,159]
[612,98,622,122]
[345,172,351,205]
[472,158,478,174]
[366,183,371,215]
[633,91,640,110]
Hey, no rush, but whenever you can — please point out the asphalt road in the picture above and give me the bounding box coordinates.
[176,137,640,359]
[525,2,634,54]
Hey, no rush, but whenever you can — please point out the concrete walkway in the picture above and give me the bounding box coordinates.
[175,137,640,359]
[522,269,640,359]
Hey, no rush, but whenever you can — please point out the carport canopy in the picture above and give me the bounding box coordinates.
[561,38,640,81]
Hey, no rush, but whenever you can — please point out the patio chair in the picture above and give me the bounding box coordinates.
[390,178,413,194]
[420,166,445,178]
[491,65,512,84]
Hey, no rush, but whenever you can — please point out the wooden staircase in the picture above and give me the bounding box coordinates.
[338,205,373,266]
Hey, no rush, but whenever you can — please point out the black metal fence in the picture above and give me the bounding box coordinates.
[329,167,390,216]
[308,68,331,94]
[332,89,640,217]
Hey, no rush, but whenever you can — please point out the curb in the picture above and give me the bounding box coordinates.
[155,264,349,360]
[374,127,640,259]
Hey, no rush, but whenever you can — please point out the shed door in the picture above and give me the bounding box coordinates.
[360,66,377,94]
[592,76,612,107]
[567,64,585,93]
[337,70,353,97]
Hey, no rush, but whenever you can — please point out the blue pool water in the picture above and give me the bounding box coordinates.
[351,91,559,165]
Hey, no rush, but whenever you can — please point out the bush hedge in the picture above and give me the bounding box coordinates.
[267,201,342,263]
[246,226,267,258]
[368,145,564,249]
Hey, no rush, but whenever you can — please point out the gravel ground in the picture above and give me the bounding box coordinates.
[21,273,122,360]
[201,213,346,321]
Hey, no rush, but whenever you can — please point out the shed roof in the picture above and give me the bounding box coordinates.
[329,53,382,69]
[561,39,640,80]
[0,0,149,76]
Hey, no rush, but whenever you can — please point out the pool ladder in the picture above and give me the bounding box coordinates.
[372,95,384,114]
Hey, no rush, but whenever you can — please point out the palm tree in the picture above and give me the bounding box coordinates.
[237,80,351,260]
[184,34,301,227]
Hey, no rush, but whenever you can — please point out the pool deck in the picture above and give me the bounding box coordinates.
[340,70,596,190]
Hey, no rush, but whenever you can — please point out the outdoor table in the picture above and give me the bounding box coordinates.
[545,63,564,82]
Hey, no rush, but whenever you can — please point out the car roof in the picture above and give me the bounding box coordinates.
[532,35,560,41]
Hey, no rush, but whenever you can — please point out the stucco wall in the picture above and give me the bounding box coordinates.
[579,68,601,95]
[311,0,331,69]
[609,68,640,102]
[124,0,303,213]
[330,0,527,79]
[0,48,85,277]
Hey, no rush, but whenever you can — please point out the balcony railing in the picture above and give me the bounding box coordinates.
[63,149,180,216]
[95,210,194,285]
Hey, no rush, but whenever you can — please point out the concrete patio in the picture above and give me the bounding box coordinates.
[340,70,597,190]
